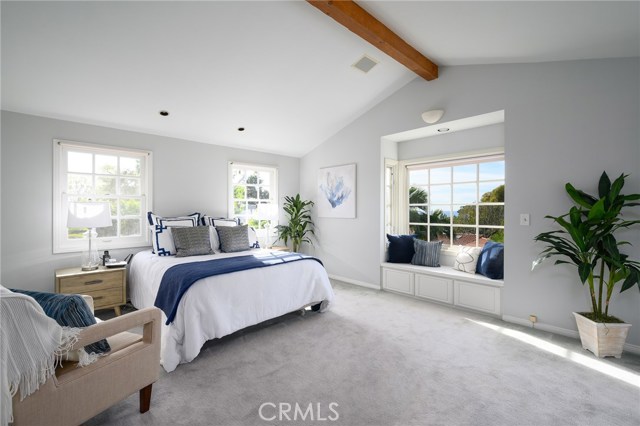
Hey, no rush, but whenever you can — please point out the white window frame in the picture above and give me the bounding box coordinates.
[384,158,399,235]
[227,161,279,231]
[397,148,504,255]
[53,139,153,253]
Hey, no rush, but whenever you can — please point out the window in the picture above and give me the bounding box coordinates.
[228,162,278,237]
[53,140,152,253]
[407,155,504,248]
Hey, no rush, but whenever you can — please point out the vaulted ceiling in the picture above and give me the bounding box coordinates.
[2,1,638,157]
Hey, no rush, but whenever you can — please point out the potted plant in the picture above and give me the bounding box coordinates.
[533,172,640,358]
[275,194,315,253]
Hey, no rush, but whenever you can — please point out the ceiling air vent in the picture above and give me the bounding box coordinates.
[352,55,378,74]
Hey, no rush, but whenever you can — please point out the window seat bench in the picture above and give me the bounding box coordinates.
[381,261,503,316]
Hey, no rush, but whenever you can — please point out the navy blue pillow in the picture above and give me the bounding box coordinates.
[10,289,111,355]
[387,234,415,263]
[476,241,504,279]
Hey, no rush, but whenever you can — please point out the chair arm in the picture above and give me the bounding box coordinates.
[70,307,161,350]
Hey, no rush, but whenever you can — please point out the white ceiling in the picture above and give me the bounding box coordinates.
[2,1,639,157]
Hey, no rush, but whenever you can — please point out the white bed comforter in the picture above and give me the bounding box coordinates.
[129,249,334,372]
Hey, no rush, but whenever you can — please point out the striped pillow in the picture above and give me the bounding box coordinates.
[411,240,443,267]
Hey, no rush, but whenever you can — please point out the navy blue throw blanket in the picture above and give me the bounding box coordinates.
[155,252,323,324]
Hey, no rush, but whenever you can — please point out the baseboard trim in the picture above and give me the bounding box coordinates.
[502,314,640,355]
[328,274,381,291]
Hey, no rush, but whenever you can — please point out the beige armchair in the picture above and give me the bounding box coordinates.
[11,296,162,426]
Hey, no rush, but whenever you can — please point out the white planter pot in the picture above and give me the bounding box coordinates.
[573,312,631,358]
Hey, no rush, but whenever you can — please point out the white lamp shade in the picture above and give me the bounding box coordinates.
[256,203,279,220]
[422,109,445,124]
[67,202,112,228]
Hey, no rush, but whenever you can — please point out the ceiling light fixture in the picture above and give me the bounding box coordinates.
[237,127,245,132]
[422,109,444,124]
[159,110,169,117]
[437,128,450,133]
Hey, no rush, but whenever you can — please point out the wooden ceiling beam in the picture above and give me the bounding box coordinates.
[307,0,438,81]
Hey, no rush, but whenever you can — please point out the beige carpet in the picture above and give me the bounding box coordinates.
[87,281,640,426]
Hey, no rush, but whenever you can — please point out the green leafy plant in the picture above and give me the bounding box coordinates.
[275,194,315,252]
[533,172,640,323]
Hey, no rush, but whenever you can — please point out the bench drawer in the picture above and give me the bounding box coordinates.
[415,274,453,304]
[454,280,501,315]
[383,268,414,295]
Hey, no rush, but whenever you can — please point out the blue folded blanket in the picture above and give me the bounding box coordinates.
[10,289,111,354]
[155,252,323,324]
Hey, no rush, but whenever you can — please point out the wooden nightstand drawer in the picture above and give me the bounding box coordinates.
[84,287,124,309]
[58,270,123,294]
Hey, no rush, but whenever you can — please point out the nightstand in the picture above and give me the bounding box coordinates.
[55,266,127,316]
[268,246,290,252]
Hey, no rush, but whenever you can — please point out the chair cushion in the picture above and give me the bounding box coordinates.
[10,289,110,355]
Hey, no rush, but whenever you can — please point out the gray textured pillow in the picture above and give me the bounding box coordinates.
[172,226,214,257]
[411,240,443,267]
[217,225,249,253]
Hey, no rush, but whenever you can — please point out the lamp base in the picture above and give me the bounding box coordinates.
[81,265,99,271]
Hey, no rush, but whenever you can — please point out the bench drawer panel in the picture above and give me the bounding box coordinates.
[415,274,453,304]
[382,268,414,295]
[454,280,501,315]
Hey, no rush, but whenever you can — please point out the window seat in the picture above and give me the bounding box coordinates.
[381,261,503,316]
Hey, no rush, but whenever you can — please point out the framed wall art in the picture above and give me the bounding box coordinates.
[317,163,356,218]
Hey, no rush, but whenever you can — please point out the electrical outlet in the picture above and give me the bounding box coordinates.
[520,213,530,226]
[529,315,538,323]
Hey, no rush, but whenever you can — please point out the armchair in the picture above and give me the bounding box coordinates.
[9,295,161,426]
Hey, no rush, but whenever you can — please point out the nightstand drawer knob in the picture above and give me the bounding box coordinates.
[85,279,103,285]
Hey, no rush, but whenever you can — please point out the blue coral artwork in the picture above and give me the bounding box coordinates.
[318,163,356,218]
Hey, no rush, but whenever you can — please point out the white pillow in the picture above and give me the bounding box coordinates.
[148,213,200,256]
[453,246,482,274]
[208,226,221,253]
[201,215,238,227]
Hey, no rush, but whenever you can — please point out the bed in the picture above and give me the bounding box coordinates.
[129,249,335,372]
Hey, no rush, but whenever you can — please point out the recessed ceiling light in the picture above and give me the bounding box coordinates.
[437,128,450,133]
[159,110,169,116]
[238,127,245,132]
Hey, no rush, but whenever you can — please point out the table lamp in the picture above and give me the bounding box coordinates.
[257,203,279,249]
[67,202,112,270]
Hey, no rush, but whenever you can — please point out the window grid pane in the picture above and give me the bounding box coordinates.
[62,147,148,244]
[407,156,504,248]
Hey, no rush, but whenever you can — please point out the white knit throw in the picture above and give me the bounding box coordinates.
[0,286,80,426]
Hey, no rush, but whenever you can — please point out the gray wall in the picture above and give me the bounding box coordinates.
[1,111,299,291]
[300,57,640,346]
[397,123,504,161]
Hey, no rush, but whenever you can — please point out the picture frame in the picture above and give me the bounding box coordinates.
[317,163,356,218]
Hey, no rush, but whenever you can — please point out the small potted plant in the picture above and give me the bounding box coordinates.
[275,194,315,253]
[533,172,640,358]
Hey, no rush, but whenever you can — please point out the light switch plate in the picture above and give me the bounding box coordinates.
[520,213,530,226]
